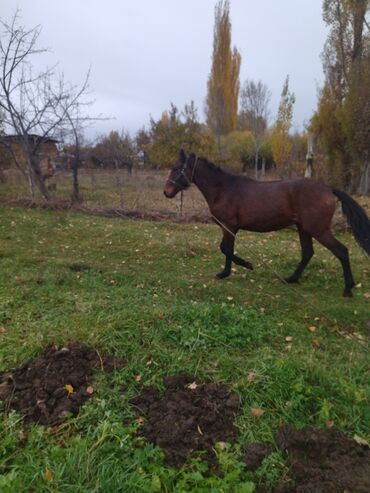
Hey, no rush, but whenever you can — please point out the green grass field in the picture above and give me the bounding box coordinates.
[0,206,369,492]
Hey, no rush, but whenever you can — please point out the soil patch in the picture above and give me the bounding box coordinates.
[0,342,123,425]
[274,425,370,493]
[243,442,273,471]
[68,263,93,272]
[130,374,241,467]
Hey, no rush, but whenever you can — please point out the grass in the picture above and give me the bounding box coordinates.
[0,206,369,492]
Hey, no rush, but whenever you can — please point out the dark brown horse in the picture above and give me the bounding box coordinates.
[164,150,370,297]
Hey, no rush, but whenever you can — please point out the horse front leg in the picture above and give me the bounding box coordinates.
[216,230,253,279]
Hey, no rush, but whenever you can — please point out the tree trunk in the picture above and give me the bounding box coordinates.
[114,160,124,208]
[254,150,259,180]
[352,1,367,64]
[30,163,50,200]
[261,157,266,178]
[71,157,81,203]
[27,171,36,201]
[358,160,369,195]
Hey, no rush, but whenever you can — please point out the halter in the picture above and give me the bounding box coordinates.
[167,155,198,188]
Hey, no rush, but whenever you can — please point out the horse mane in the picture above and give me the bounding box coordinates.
[198,156,232,176]
[197,155,252,181]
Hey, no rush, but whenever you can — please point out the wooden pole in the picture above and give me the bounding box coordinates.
[305,132,314,179]
[176,191,183,218]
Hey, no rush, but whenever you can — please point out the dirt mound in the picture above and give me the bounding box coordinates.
[243,442,274,471]
[0,342,123,425]
[130,375,241,467]
[274,425,370,493]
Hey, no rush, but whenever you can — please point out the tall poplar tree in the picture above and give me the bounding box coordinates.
[270,76,295,172]
[206,0,241,140]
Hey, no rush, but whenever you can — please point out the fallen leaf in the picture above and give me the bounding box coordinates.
[247,372,257,383]
[309,326,317,332]
[353,332,365,341]
[215,441,227,451]
[312,338,321,348]
[250,407,264,418]
[326,420,334,428]
[285,336,293,342]
[64,384,74,395]
[136,416,144,426]
[86,386,94,394]
[45,467,54,481]
[18,428,28,441]
[135,375,142,383]
[188,381,198,390]
[0,326,6,334]
[354,435,370,447]
[363,292,370,299]
[197,425,203,435]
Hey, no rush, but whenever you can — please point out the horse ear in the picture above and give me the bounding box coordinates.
[179,149,186,163]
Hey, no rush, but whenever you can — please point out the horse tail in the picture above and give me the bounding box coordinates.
[332,188,370,255]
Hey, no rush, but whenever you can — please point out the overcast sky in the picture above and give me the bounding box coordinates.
[2,0,328,139]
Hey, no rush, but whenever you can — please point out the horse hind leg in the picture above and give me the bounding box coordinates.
[285,226,314,284]
[314,230,355,297]
[216,253,232,279]
[216,230,253,279]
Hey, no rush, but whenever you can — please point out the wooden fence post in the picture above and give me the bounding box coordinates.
[176,191,183,218]
[305,132,314,179]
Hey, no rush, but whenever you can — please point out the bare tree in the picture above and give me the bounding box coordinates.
[239,80,271,178]
[62,108,85,204]
[0,10,95,199]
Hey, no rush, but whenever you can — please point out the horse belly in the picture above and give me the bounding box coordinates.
[241,218,294,233]
[238,204,295,232]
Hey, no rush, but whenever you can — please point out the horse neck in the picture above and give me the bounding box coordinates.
[193,160,229,207]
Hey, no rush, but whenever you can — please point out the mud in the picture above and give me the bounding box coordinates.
[273,425,370,493]
[130,374,241,467]
[0,342,123,425]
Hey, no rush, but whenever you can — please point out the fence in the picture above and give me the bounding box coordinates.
[0,168,209,220]
[1,167,369,225]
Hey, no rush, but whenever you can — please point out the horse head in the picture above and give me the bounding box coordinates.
[163,149,197,198]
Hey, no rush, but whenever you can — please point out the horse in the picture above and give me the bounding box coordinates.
[163,150,370,297]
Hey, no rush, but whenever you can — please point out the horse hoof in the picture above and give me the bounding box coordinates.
[244,261,254,270]
[284,276,299,284]
[215,271,230,280]
[343,290,353,298]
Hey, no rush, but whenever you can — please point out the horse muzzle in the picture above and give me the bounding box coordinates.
[163,183,177,198]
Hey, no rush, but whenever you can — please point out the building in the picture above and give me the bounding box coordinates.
[0,134,59,175]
